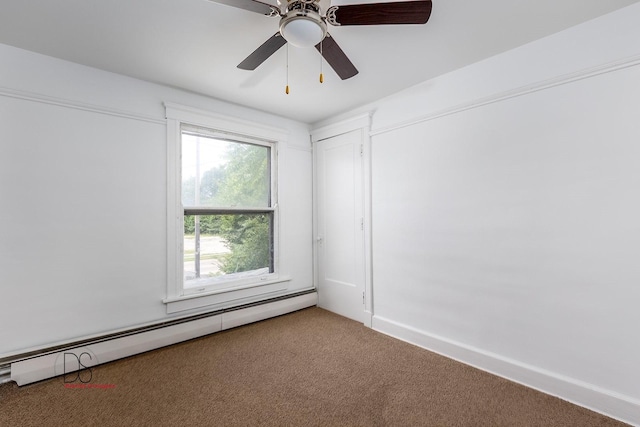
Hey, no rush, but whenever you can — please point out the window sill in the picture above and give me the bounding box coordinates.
[162,276,292,314]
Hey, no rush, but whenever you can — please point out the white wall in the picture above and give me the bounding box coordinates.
[319,3,640,425]
[0,44,313,357]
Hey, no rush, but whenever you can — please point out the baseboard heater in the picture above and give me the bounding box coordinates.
[2,290,317,386]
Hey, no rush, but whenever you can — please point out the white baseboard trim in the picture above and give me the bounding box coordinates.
[372,315,640,427]
[363,310,373,328]
[11,293,317,386]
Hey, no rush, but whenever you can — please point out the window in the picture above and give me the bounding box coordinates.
[181,125,275,291]
[164,103,288,312]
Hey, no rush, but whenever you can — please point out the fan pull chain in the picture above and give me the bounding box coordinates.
[285,43,290,95]
[319,40,324,84]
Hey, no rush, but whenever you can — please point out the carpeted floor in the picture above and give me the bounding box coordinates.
[0,307,629,426]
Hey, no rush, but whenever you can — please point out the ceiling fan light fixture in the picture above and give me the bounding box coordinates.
[279,6,327,48]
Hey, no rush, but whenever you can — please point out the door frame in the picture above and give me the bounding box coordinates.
[311,113,373,326]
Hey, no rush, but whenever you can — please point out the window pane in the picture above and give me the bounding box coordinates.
[184,213,273,288]
[182,133,270,208]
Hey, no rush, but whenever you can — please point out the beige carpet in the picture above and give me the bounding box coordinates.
[0,307,629,426]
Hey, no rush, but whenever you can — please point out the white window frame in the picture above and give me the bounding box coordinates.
[163,103,290,313]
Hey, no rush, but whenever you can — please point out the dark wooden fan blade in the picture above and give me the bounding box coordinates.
[238,33,287,70]
[328,0,432,25]
[315,34,358,80]
[207,0,279,17]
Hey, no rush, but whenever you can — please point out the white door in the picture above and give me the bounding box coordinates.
[315,129,365,322]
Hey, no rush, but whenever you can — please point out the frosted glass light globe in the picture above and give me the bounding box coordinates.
[281,18,324,48]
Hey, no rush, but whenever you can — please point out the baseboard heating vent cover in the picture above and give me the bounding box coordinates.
[9,291,317,386]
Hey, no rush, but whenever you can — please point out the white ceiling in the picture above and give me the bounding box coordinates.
[0,0,638,124]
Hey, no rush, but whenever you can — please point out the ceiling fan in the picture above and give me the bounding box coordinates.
[208,0,432,81]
